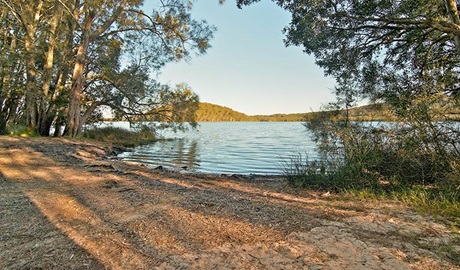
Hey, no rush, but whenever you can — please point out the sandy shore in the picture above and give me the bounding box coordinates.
[0,136,459,269]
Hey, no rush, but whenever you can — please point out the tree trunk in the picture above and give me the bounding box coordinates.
[24,26,38,130]
[38,0,61,136]
[63,0,128,137]
[0,22,15,134]
[23,1,43,132]
[445,0,460,50]
[63,10,93,137]
[63,39,89,137]
[53,123,63,137]
[0,102,9,134]
[81,102,99,124]
[38,114,55,136]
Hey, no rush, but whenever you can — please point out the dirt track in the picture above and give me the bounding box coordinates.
[0,136,459,269]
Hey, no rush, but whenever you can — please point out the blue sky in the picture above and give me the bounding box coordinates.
[151,1,336,115]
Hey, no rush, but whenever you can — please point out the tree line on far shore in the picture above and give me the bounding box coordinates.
[195,102,460,122]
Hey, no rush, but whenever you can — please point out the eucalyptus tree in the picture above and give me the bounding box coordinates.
[0,0,43,131]
[61,0,214,136]
[0,0,214,136]
[80,38,200,130]
[0,6,24,134]
[36,0,66,136]
[0,0,90,135]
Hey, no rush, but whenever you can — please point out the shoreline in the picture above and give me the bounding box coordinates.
[1,136,459,269]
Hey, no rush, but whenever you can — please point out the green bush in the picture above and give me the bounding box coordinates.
[282,154,328,189]
[83,126,156,147]
[284,107,460,218]
[5,123,39,137]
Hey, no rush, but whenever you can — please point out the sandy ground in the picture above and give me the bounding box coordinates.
[0,136,459,270]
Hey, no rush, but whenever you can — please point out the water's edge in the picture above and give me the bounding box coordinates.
[114,122,318,175]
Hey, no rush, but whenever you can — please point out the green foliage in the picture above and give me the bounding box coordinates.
[145,83,200,131]
[282,112,460,217]
[83,126,156,147]
[0,0,215,137]
[5,123,39,137]
[246,0,460,103]
[253,113,307,122]
[196,103,253,122]
[305,103,399,122]
[398,188,460,219]
[196,103,310,122]
[235,0,460,218]
[282,92,460,220]
[282,154,329,189]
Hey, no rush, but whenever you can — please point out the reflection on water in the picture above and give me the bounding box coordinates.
[118,122,318,175]
[121,139,201,170]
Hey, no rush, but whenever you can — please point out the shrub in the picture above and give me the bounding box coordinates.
[284,103,460,217]
[282,154,328,189]
[83,125,156,147]
[5,123,39,137]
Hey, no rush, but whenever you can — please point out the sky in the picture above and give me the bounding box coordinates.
[150,1,336,115]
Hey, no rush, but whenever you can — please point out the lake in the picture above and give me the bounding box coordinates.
[117,122,319,175]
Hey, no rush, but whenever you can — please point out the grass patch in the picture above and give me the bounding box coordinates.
[342,186,460,219]
[282,153,460,223]
[287,112,460,223]
[398,188,460,219]
[6,124,40,137]
[83,126,157,147]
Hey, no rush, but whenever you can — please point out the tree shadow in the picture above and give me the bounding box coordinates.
[1,137,458,269]
[0,175,105,269]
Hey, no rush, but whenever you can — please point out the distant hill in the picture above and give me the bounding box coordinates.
[252,113,308,122]
[195,102,460,122]
[195,103,253,122]
[195,102,309,122]
[195,102,396,122]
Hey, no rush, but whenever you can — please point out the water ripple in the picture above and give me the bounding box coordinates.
[118,122,318,175]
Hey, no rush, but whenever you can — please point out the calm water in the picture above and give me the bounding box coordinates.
[118,122,318,175]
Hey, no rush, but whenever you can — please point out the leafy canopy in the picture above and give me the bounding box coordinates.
[0,0,215,136]
[234,0,460,194]
[236,0,460,107]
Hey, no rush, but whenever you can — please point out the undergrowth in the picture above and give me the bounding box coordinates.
[5,124,40,137]
[283,117,460,222]
[83,126,157,147]
[284,153,460,222]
